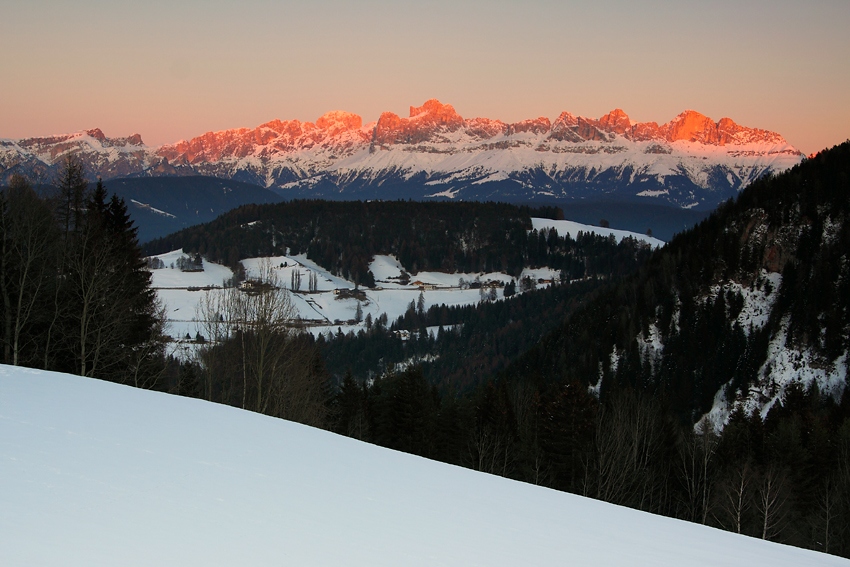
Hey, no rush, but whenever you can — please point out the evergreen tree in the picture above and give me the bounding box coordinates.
[0,167,166,387]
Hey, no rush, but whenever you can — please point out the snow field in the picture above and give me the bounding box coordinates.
[531,217,666,248]
[148,223,589,344]
[1,366,845,567]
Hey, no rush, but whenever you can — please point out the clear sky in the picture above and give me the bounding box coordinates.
[1,0,848,155]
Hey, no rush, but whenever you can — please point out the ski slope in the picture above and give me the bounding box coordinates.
[1,366,845,567]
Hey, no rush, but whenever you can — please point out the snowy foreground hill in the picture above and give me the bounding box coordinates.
[1,365,845,567]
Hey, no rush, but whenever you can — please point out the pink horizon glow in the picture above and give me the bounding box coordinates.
[2,1,848,157]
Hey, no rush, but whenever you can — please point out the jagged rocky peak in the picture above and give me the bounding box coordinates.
[630,121,663,142]
[86,128,107,141]
[78,128,146,148]
[597,109,632,135]
[661,110,788,146]
[664,110,720,143]
[158,126,266,163]
[374,99,466,145]
[409,99,464,126]
[14,128,147,154]
[549,111,615,143]
[549,109,660,143]
[258,118,307,137]
[315,110,363,133]
[509,116,551,136]
[538,108,791,146]
[464,117,508,139]
[548,112,582,142]
[98,130,146,148]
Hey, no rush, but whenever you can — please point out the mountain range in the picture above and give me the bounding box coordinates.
[1,100,803,211]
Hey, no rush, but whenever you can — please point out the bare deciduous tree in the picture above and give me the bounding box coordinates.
[714,458,753,534]
[196,260,326,426]
[64,217,124,377]
[677,421,718,524]
[0,175,58,366]
[755,463,790,541]
[127,299,170,389]
[195,282,236,401]
[591,389,669,511]
[467,424,513,477]
[810,474,844,554]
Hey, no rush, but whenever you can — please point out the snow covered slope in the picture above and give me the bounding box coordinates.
[1,100,802,210]
[1,365,845,567]
[152,249,546,340]
[531,217,666,248]
[150,217,660,341]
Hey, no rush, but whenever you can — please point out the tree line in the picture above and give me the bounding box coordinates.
[143,200,570,284]
[318,224,656,391]
[1,157,165,385]
[325,364,850,556]
[2,157,332,425]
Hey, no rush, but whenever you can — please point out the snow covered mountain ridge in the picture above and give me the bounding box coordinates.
[1,100,803,209]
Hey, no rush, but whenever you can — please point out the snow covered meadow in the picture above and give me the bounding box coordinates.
[151,218,662,345]
[1,365,845,567]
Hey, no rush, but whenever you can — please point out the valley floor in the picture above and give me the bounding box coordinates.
[150,218,661,350]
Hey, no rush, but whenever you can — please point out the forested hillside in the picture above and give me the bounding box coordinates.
[320,230,654,390]
[511,141,850,423]
[321,143,850,555]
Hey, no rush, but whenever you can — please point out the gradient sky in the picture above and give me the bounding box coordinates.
[2,0,848,155]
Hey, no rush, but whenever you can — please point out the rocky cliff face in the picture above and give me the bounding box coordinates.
[1,100,803,210]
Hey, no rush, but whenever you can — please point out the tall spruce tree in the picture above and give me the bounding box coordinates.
[51,170,165,384]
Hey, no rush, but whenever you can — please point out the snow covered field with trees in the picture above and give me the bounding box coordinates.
[150,218,660,343]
